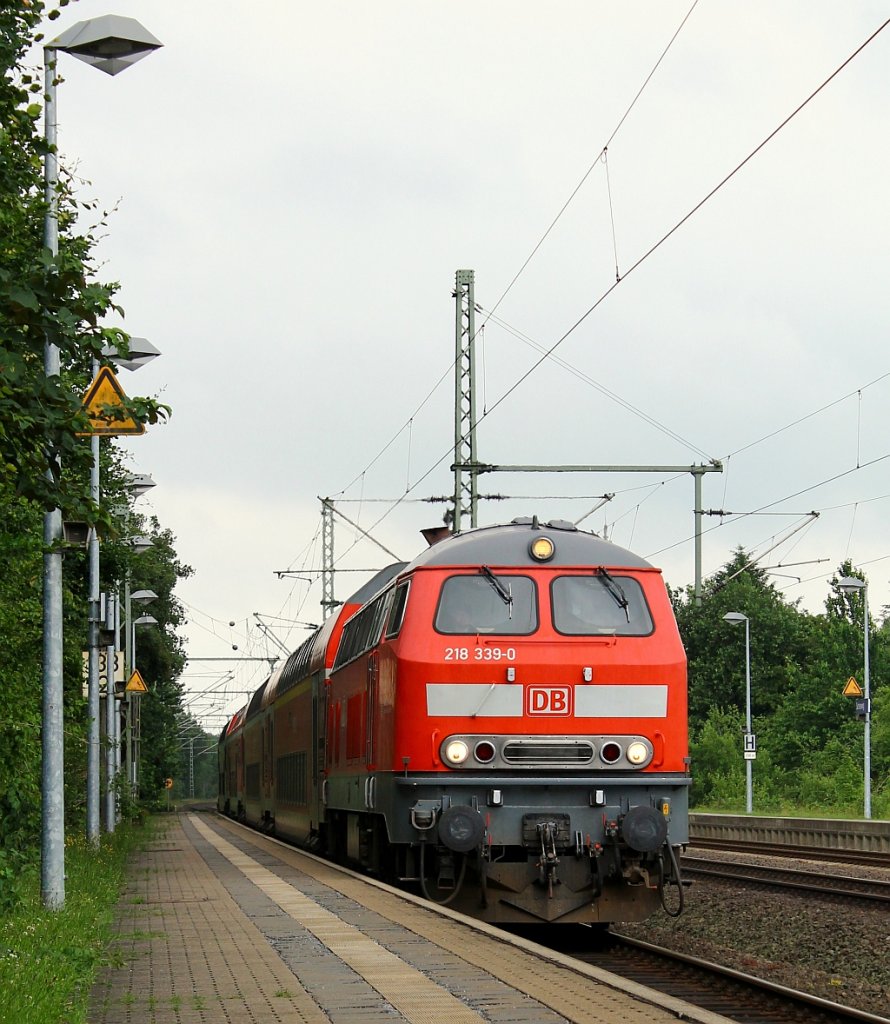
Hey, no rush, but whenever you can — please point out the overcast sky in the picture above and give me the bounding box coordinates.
[32,2,890,730]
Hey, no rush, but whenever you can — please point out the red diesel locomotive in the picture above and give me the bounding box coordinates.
[218,518,688,924]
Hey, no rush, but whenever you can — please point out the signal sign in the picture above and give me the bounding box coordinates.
[77,367,145,436]
[126,670,148,693]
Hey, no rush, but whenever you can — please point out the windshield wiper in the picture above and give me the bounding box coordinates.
[480,565,513,618]
[595,567,630,622]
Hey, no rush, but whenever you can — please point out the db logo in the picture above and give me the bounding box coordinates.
[527,686,572,716]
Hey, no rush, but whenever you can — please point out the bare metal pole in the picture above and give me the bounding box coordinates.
[744,615,752,813]
[693,467,704,605]
[41,44,65,911]
[453,270,478,531]
[104,593,117,832]
[321,497,336,619]
[863,585,871,820]
[86,362,101,843]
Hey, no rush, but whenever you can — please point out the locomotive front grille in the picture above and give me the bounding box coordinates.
[502,740,594,765]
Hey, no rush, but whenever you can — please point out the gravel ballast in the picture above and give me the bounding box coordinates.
[617,851,890,1018]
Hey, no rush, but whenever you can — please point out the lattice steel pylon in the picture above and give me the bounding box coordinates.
[452,269,478,533]
[321,497,336,619]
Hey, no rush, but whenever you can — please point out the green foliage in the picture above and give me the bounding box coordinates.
[170,717,220,801]
[125,516,192,798]
[679,549,890,817]
[0,7,185,909]
[0,0,169,521]
[689,706,745,807]
[0,823,148,1024]
[0,495,44,905]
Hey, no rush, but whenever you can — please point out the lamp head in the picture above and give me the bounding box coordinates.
[837,576,866,595]
[103,337,161,372]
[48,16,162,76]
[723,612,748,625]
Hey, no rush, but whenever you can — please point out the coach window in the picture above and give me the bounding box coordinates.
[384,580,410,639]
[435,574,537,635]
[551,574,653,636]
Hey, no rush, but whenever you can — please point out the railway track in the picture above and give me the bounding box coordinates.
[572,932,890,1024]
[681,855,890,905]
[689,836,890,868]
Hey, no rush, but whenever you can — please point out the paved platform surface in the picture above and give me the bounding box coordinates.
[88,812,731,1024]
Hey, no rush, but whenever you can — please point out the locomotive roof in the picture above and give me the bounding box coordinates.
[400,518,654,572]
[347,563,406,603]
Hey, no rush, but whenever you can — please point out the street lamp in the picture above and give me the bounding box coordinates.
[107,535,153,827]
[41,15,161,910]
[836,577,871,820]
[87,341,160,845]
[723,612,753,814]
[126,591,157,793]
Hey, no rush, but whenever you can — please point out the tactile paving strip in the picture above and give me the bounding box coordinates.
[192,816,494,1023]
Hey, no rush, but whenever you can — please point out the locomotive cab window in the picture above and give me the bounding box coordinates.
[551,574,653,636]
[435,573,537,635]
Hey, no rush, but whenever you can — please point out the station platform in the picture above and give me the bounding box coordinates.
[89,812,730,1024]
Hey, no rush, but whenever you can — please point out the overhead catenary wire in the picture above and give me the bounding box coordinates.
[724,371,890,461]
[479,304,715,461]
[286,16,890,620]
[475,14,890,437]
[647,449,890,565]
[329,1,702,508]
[336,20,890,562]
[485,0,702,321]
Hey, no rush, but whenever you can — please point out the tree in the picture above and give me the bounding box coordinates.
[124,517,192,799]
[1,0,168,523]
[673,547,808,725]
[0,5,183,904]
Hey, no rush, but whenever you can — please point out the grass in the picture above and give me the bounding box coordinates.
[0,822,150,1024]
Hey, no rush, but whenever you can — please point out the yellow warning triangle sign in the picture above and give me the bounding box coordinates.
[77,367,145,437]
[843,677,863,697]
[126,669,149,693]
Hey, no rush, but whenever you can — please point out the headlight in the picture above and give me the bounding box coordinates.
[529,536,555,561]
[626,741,649,765]
[443,739,469,765]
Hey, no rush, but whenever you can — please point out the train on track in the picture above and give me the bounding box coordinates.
[218,517,689,924]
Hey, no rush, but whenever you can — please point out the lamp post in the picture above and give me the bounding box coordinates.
[88,340,159,843]
[723,612,753,814]
[125,591,157,792]
[41,15,161,910]
[836,577,871,820]
[107,534,153,827]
